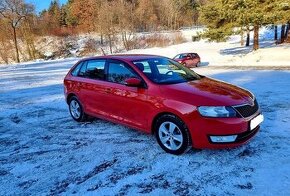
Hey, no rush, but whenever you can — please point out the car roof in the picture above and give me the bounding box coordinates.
[176,53,197,55]
[80,54,164,62]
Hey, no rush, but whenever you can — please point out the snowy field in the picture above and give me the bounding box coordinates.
[127,27,290,67]
[2,26,290,67]
[0,59,290,195]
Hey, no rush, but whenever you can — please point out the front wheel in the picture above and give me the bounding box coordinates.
[155,114,191,155]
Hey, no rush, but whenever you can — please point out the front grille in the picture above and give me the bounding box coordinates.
[236,125,260,142]
[234,99,259,118]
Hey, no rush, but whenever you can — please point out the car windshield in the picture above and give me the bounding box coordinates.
[132,58,201,84]
[174,54,188,59]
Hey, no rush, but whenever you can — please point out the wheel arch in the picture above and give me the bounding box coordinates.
[66,93,77,104]
[151,111,184,134]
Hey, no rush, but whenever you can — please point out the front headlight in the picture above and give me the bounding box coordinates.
[198,106,237,117]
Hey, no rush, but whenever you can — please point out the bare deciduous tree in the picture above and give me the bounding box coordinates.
[0,0,33,62]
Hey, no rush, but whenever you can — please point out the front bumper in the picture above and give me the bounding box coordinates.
[188,113,262,149]
[208,125,260,145]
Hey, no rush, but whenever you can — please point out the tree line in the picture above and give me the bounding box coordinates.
[0,0,202,63]
[201,0,290,50]
[0,0,289,64]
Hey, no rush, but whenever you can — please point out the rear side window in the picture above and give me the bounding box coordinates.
[180,54,188,58]
[78,62,87,77]
[108,61,138,84]
[71,62,83,76]
[191,53,198,58]
[78,60,106,80]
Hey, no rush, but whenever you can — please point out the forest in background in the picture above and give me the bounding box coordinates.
[0,0,289,64]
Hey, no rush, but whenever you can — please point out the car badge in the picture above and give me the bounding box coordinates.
[248,98,255,106]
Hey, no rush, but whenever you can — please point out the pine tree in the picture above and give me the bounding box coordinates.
[48,0,61,28]
[200,0,233,42]
[201,0,271,50]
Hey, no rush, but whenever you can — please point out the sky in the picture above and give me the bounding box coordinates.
[26,0,68,13]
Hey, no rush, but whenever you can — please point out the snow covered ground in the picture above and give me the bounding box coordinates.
[126,27,290,67]
[1,59,290,195]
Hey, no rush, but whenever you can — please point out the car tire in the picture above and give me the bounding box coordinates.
[155,114,191,155]
[68,96,88,122]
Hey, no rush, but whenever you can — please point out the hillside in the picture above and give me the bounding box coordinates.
[2,27,289,67]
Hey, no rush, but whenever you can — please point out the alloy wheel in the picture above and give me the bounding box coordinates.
[70,100,81,119]
[158,121,183,150]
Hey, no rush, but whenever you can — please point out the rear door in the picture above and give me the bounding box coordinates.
[76,59,111,117]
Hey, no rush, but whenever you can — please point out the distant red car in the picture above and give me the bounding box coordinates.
[64,55,263,155]
[173,53,201,67]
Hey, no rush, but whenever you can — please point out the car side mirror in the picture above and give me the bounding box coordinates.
[125,78,142,87]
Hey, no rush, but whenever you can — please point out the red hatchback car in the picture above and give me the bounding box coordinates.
[173,53,201,67]
[64,55,263,155]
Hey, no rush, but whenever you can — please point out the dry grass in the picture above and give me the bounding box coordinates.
[79,38,98,56]
[127,32,186,50]
[172,32,187,45]
[50,28,78,37]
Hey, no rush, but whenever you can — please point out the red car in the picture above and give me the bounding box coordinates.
[173,53,201,67]
[64,55,263,155]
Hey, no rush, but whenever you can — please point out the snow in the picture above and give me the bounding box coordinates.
[1,59,290,195]
[3,26,289,67]
[125,26,290,67]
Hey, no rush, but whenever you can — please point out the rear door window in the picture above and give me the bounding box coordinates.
[78,60,106,80]
[86,60,106,80]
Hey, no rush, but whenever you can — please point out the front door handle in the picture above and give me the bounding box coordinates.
[105,88,112,93]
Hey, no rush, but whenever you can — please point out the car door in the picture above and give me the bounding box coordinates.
[184,54,195,67]
[180,54,192,67]
[104,59,150,130]
[76,59,111,117]
[191,53,199,66]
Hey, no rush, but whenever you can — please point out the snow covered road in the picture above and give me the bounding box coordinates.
[0,59,290,195]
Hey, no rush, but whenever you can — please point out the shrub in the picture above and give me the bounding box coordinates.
[172,32,186,44]
[79,38,98,56]
[50,27,77,37]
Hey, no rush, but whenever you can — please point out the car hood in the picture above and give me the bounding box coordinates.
[159,77,253,106]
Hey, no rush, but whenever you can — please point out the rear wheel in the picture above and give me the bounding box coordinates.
[69,96,88,122]
[155,114,191,155]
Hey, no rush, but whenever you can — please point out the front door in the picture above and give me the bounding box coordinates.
[104,60,150,130]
